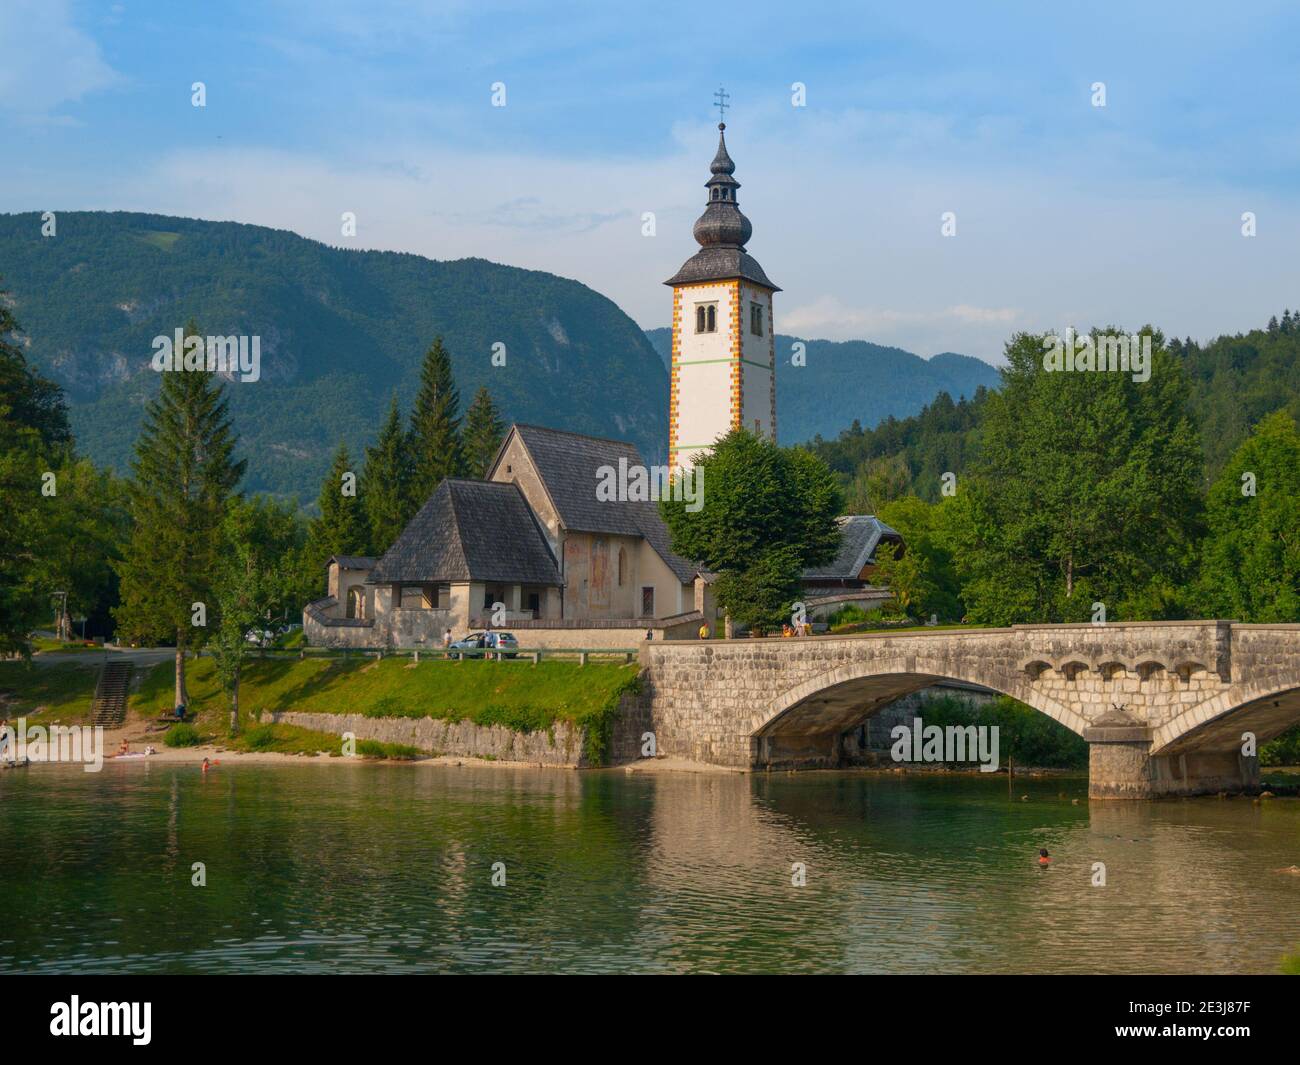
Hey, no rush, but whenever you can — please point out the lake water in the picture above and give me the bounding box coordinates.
[2,762,1299,974]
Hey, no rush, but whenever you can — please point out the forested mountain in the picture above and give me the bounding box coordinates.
[809,316,1300,513]
[642,327,999,446]
[1172,316,1300,480]
[0,211,669,499]
[810,389,989,510]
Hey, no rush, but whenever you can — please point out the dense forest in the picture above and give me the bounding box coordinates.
[814,322,1300,631]
[810,314,1300,514]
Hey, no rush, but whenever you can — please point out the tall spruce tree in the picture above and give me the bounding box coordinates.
[114,324,245,708]
[407,335,462,504]
[364,394,412,552]
[461,385,505,479]
[305,442,368,580]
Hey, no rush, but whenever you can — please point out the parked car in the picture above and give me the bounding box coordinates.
[488,632,519,658]
[448,631,519,658]
[449,632,488,652]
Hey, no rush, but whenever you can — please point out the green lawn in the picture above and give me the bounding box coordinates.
[132,655,641,763]
[0,660,100,723]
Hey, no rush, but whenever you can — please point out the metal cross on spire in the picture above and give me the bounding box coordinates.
[713,85,730,126]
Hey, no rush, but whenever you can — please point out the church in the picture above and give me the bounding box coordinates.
[304,119,898,649]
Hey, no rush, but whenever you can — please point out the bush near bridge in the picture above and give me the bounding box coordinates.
[908,695,1089,770]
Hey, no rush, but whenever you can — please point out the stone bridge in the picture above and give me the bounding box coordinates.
[620,621,1300,798]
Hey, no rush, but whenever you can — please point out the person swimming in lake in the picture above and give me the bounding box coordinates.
[202,758,211,773]
[1038,848,1051,865]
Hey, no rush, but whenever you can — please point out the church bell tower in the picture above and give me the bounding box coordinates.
[665,108,779,473]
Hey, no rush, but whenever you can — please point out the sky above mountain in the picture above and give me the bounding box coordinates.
[3,1,1299,362]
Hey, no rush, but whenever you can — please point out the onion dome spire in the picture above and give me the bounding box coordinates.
[663,109,779,290]
[693,123,753,249]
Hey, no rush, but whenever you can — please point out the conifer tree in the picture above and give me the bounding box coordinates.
[461,385,505,479]
[364,394,412,552]
[305,442,368,578]
[114,323,245,708]
[407,335,462,504]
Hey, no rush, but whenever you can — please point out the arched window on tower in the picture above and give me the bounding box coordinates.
[706,304,716,332]
[696,303,718,334]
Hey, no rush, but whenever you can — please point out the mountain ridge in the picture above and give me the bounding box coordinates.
[2,210,1001,500]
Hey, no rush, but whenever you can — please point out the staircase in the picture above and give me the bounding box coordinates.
[91,661,133,727]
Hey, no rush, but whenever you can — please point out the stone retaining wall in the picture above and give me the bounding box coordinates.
[258,709,589,766]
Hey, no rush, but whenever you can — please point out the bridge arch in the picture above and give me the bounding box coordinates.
[752,657,1087,743]
[1151,675,1300,755]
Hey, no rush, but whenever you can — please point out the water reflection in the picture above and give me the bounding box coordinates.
[1,763,1297,973]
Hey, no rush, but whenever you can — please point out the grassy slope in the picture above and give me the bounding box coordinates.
[0,661,100,723]
[131,656,641,762]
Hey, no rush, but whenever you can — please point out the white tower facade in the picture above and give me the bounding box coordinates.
[666,123,779,472]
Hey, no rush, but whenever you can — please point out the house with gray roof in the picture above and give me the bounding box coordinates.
[801,515,902,620]
[304,424,717,649]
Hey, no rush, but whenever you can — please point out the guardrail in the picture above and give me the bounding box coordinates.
[200,646,641,665]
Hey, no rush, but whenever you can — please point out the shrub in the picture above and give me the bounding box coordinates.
[240,724,278,750]
[163,723,201,747]
[1261,725,1300,767]
[357,739,423,760]
[901,694,1088,769]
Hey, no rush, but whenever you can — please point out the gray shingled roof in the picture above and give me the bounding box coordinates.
[803,516,903,580]
[328,555,376,571]
[304,597,374,628]
[505,424,700,583]
[663,126,779,291]
[367,479,561,585]
[664,246,779,290]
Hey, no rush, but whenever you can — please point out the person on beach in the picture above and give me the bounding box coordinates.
[1038,848,1051,866]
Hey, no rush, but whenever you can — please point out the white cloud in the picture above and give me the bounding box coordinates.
[0,0,120,119]
[13,105,1297,366]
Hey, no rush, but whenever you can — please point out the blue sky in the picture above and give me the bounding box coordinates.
[3,0,1300,362]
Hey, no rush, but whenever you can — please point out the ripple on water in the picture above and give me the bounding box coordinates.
[1,763,1298,973]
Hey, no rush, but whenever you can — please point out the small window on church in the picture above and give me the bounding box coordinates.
[696,303,717,334]
[711,188,719,200]
[751,302,763,336]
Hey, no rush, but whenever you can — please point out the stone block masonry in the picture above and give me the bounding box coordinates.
[259,710,590,766]
[614,622,1300,798]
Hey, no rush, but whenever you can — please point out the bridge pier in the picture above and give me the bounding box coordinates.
[1085,719,1258,798]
